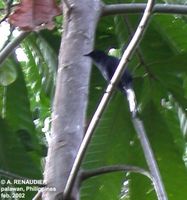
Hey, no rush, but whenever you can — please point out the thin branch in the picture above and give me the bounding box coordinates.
[0,0,13,23]
[0,31,30,65]
[32,189,43,200]
[103,3,187,16]
[123,16,156,79]
[122,10,168,200]
[0,169,28,180]
[63,0,155,198]
[123,15,146,65]
[81,165,152,181]
[131,117,167,200]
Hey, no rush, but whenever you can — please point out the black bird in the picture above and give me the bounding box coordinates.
[85,50,136,115]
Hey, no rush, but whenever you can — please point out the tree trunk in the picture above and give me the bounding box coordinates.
[43,0,102,199]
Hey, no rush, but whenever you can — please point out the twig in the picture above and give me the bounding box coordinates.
[0,169,29,180]
[123,15,156,79]
[123,15,145,65]
[0,0,13,23]
[63,0,155,198]
[122,10,167,200]
[123,12,167,199]
[81,165,152,181]
[103,3,187,16]
[0,31,30,65]
[32,188,43,200]
[132,117,167,200]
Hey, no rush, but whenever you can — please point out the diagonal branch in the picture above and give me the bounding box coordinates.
[63,0,155,198]
[120,9,168,200]
[131,117,167,200]
[0,31,30,65]
[32,189,43,200]
[103,3,187,16]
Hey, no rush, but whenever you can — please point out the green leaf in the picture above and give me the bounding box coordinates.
[3,56,42,162]
[0,59,17,86]
[0,118,41,178]
[149,54,187,110]
[82,7,187,199]
[83,68,147,199]
[0,117,41,199]
[141,102,187,200]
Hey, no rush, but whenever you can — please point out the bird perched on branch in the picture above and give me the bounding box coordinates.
[85,50,137,116]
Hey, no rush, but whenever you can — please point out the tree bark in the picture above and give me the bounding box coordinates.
[42,0,102,200]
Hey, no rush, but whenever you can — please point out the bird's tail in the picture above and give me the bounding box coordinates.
[123,87,137,117]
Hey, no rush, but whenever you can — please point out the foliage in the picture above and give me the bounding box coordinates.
[83,10,187,200]
[0,0,187,200]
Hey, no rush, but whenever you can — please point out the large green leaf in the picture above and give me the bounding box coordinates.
[20,32,59,134]
[141,102,187,200]
[0,117,40,178]
[82,66,148,199]
[5,58,35,133]
[1,1,187,199]
[23,33,57,97]
[0,117,41,199]
[0,56,42,171]
[81,5,187,200]
[0,59,17,86]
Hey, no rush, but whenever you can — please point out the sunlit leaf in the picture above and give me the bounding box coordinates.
[0,59,17,86]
